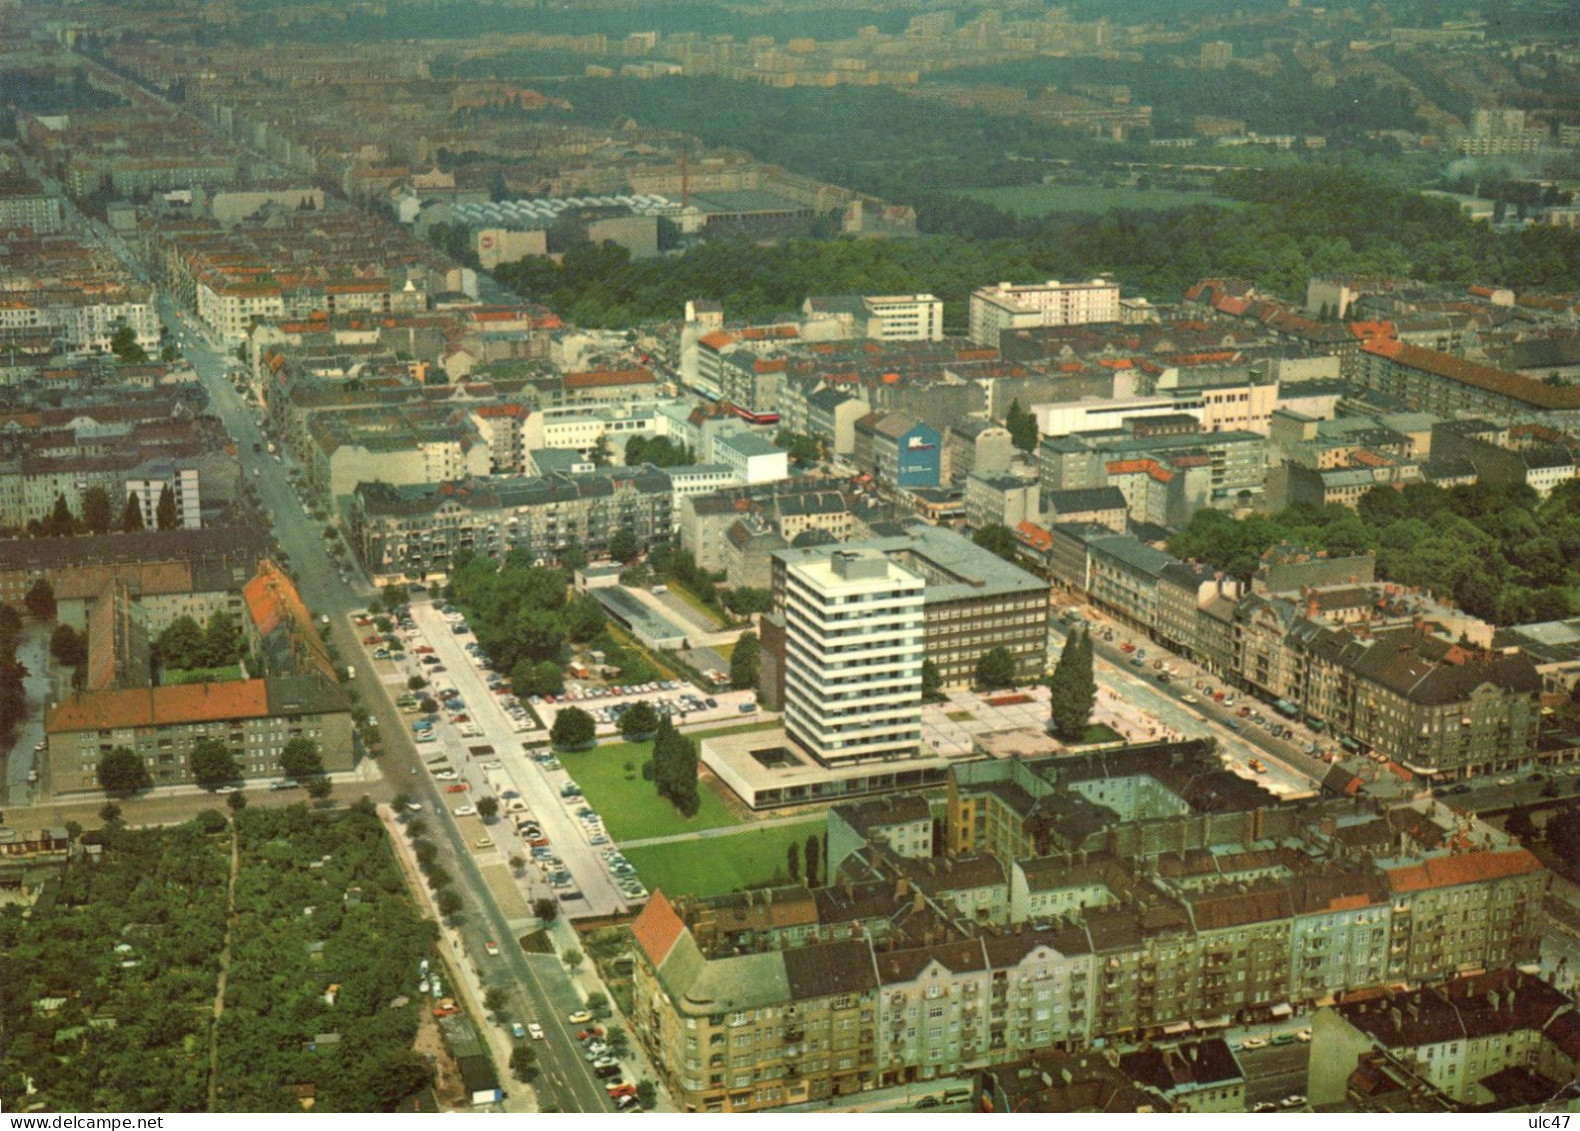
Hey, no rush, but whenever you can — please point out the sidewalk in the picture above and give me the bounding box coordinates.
[381,805,537,1114]
[548,916,675,1113]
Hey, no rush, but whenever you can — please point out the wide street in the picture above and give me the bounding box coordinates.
[0,280,626,1112]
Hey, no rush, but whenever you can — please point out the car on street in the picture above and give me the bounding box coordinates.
[608,1084,637,1100]
[1279,1095,1307,1109]
[592,1056,620,1070]
[568,1010,594,1024]
[577,1028,605,1041]
[446,783,468,793]
[528,1023,545,1040]
[485,940,500,956]
[1239,1037,1268,1050]
[453,805,477,817]
[511,1022,526,1039]
[1498,776,1516,786]
[1296,1028,1312,1042]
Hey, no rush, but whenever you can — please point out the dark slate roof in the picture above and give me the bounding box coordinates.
[782,938,876,1001]
[1048,486,1128,515]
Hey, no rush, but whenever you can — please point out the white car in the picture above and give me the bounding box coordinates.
[528,1023,545,1040]
[453,804,477,817]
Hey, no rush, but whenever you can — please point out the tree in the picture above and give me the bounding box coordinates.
[1005,398,1038,452]
[1505,804,1537,843]
[81,486,112,534]
[155,484,179,530]
[50,623,86,669]
[408,674,428,691]
[551,706,595,750]
[45,493,75,537]
[619,699,660,741]
[109,322,147,363]
[532,897,559,923]
[636,1081,657,1109]
[786,840,801,881]
[972,523,1021,564]
[509,1045,537,1083]
[226,790,247,812]
[730,631,760,690]
[156,615,204,669]
[304,776,333,799]
[921,658,943,700]
[1048,627,1097,743]
[200,611,238,668]
[562,948,584,971]
[723,587,773,617]
[484,987,509,1015]
[804,834,822,888]
[99,801,123,825]
[280,737,325,780]
[436,888,464,917]
[511,657,564,698]
[476,796,500,821]
[120,492,145,532]
[98,746,151,796]
[190,738,240,789]
[608,525,640,564]
[975,646,1017,690]
[23,578,55,620]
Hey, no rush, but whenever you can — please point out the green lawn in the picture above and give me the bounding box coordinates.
[624,820,826,898]
[164,665,243,685]
[1079,722,1124,745]
[559,739,742,841]
[667,582,727,630]
[957,184,1240,217]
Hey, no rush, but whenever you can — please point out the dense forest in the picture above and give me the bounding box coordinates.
[491,166,1580,328]
[1168,480,1580,626]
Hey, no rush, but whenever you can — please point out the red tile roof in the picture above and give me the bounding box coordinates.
[1362,340,1580,410]
[48,680,270,732]
[630,890,686,967]
[1384,848,1543,893]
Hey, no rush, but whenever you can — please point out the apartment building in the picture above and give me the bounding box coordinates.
[970,280,1122,347]
[1310,970,1576,1108]
[964,474,1041,532]
[1356,339,1580,426]
[853,412,942,491]
[804,387,870,457]
[350,466,674,583]
[944,419,1014,486]
[44,562,352,790]
[631,739,1550,1112]
[782,549,925,766]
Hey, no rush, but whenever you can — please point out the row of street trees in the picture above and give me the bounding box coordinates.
[27,486,180,538]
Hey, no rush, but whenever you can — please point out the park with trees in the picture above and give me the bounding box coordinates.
[1168,480,1580,626]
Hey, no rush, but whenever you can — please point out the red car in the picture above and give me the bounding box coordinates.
[450,714,470,724]
[363,634,381,645]
[446,783,469,793]
[414,645,436,655]
[607,1084,637,1099]
[577,1028,605,1041]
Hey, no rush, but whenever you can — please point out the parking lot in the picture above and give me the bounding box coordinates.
[354,597,771,919]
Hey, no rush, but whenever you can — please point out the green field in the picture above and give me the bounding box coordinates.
[1080,722,1124,745]
[164,664,243,684]
[957,184,1240,217]
[624,820,826,898]
[558,739,742,841]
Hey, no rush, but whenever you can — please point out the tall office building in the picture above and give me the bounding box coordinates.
[782,549,924,765]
